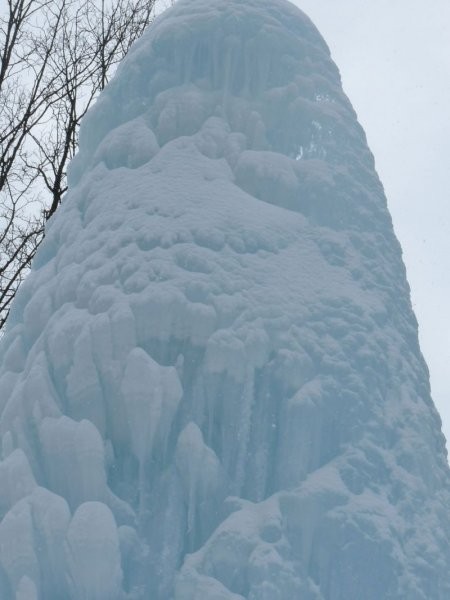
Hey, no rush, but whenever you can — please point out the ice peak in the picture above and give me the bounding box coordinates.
[1,0,450,598]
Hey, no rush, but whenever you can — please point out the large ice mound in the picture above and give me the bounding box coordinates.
[1,0,450,598]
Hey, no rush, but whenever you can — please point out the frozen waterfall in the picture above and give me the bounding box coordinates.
[0,0,449,598]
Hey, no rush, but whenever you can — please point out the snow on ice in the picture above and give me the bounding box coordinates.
[0,0,449,598]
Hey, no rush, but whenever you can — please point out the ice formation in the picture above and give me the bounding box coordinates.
[1,0,450,598]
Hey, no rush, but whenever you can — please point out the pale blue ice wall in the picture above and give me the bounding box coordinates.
[1,0,450,598]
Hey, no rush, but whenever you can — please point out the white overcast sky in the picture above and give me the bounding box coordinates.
[293,0,450,445]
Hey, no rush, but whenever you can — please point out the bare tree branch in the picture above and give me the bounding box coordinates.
[0,0,156,332]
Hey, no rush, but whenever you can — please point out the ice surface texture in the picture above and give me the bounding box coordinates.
[1,0,450,598]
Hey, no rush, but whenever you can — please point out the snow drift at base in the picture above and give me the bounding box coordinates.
[1,0,450,598]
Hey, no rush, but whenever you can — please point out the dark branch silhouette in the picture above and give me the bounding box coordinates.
[0,0,155,332]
